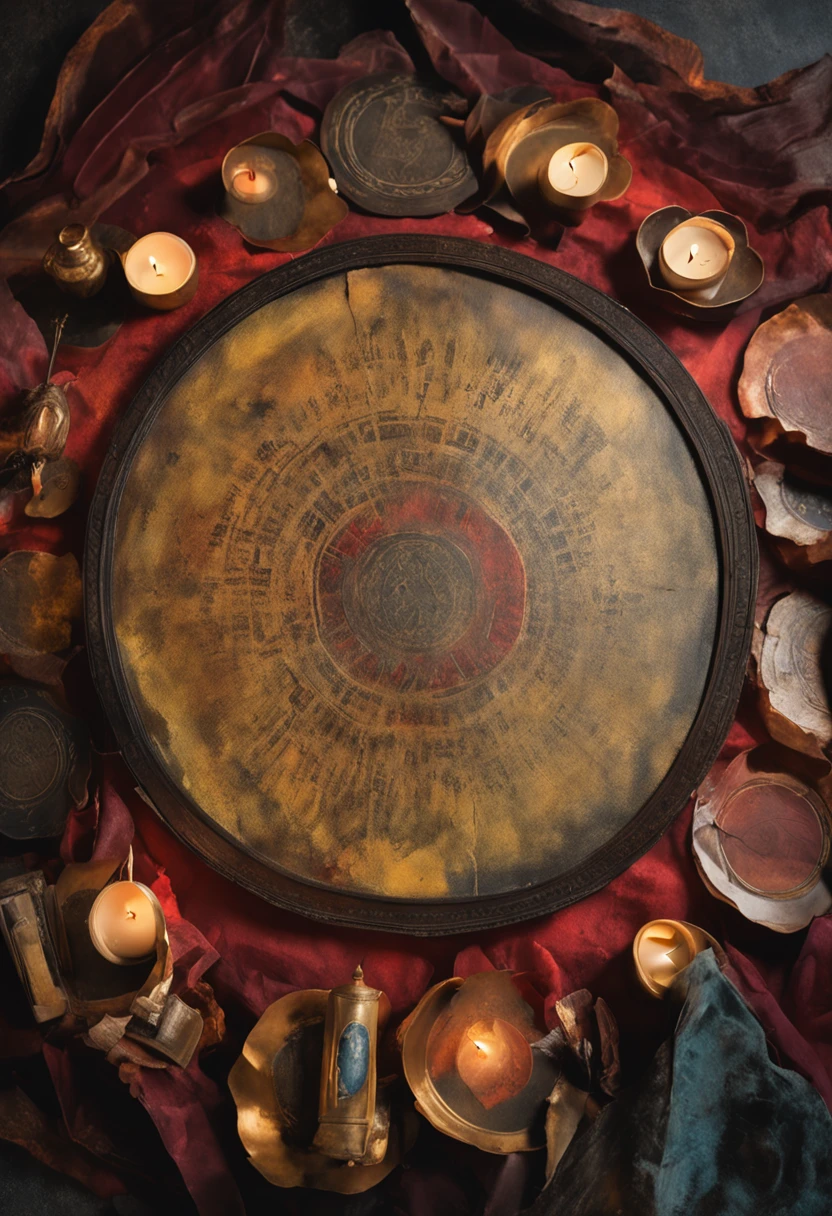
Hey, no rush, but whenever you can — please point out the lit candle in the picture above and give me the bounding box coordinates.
[88,880,160,966]
[658,217,735,295]
[229,164,278,204]
[455,1017,533,1109]
[122,232,198,311]
[633,919,718,998]
[540,141,609,209]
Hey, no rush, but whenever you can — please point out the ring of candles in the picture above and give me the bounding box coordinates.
[658,217,735,294]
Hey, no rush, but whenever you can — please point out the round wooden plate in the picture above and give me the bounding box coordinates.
[85,236,757,933]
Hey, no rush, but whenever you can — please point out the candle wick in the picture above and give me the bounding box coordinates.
[126,909,137,920]
[247,169,256,181]
[149,256,163,277]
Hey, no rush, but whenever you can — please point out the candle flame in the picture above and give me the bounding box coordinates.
[149,255,163,277]
[473,1040,488,1054]
[687,243,699,263]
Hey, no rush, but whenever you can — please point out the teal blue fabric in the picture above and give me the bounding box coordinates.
[656,950,831,1215]
[532,950,832,1216]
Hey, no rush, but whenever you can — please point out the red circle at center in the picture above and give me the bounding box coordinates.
[315,483,526,694]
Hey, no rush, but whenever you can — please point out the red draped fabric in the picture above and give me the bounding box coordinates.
[1,2,831,1212]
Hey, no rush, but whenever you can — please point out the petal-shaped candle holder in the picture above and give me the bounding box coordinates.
[229,988,413,1192]
[636,206,763,319]
[461,97,631,236]
[400,971,559,1154]
[220,134,347,253]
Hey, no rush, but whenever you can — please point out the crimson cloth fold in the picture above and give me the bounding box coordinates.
[1,2,831,1213]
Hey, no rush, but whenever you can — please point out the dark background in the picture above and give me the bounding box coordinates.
[0,1,829,1213]
[2,0,832,182]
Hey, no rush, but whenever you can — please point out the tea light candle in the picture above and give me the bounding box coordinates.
[658,217,735,294]
[540,142,609,209]
[88,880,159,966]
[456,1017,533,1109]
[123,232,198,311]
[228,164,278,204]
[633,919,717,998]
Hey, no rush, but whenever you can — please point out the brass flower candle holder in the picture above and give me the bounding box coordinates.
[220,133,347,252]
[122,232,198,311]
[460,97,631,237]
[637,206,763,318]
[400,971,559,1154]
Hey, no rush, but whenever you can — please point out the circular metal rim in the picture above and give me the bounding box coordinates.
[84,234,758,935]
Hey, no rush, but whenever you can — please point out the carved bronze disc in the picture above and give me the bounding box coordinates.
[85,237,756,932]
[0,682,89,839]
[321,74,477,216]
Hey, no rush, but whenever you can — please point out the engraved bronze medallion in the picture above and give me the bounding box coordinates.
[86,237,756,932]
[0,682,90,840]
[321,75,477,216]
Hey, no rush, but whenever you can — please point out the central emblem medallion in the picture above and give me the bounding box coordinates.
[315,482,526,695]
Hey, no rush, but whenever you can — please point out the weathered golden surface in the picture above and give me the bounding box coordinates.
[112,265,718,901]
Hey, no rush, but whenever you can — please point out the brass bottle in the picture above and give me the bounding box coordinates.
[313,964,381,1163]
[43,224,109,298]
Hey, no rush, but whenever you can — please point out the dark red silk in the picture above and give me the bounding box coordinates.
[2,2,832,1212]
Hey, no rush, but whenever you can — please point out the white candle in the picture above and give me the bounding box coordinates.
[547,142,609,198]
[88,880,159,965]
[634,921,694,993]
[229,165,278,204]
[658,217,734,294]
[123,232,198,311]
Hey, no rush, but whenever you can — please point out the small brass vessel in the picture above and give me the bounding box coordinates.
[43,224,109,298]
[314,964,381,1163]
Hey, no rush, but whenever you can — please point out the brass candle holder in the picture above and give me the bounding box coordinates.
[400,971,558,1154]
[0,857,202,1067]
[637,206,763,318]
[219,133,347,252]
[460,97,631,236]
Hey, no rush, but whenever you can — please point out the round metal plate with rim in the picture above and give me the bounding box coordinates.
[85,236,756,933]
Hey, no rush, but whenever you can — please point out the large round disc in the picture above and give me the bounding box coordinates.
[86,237,756,932]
